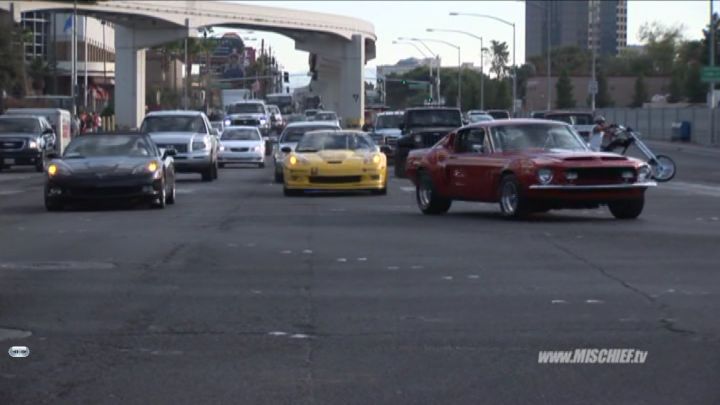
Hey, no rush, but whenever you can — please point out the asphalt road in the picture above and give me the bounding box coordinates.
[1,141,719,404]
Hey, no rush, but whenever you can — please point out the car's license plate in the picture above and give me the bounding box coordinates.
[3,158,15,165]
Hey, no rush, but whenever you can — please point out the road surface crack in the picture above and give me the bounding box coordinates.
[547,238,698,337]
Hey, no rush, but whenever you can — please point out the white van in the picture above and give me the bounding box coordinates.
[4,108,73,154]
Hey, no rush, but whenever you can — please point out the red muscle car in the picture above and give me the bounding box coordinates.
[404,119,656,219]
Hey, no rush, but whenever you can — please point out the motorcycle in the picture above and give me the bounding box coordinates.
[601,125,677,182]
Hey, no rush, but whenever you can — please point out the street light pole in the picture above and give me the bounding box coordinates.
[450,12,516,115]
[400,37,440,103]
[411,38,461,109]
[393,40,435,101]
[427,28,486,110]
[591,3,597,112]
[710,0,716,144]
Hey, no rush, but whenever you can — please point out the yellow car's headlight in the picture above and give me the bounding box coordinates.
[289,156,298,166]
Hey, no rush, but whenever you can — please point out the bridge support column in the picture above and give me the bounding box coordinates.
[338,35,365,128]
[115,25,146,130]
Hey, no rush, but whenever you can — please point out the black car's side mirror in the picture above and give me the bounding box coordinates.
[46,152,60,160]
[281,146,292,153]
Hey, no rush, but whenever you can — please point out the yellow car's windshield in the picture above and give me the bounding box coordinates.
[295,131,374,152]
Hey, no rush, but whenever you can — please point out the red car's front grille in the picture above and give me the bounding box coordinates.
[573,167,633,184]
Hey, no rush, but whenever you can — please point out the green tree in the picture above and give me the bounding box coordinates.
[555,69,575,108]
[631,74,648,107]
[684,63,706,103]
[490,40,509,78]
[595,68,613,107]
[0,15,27,98]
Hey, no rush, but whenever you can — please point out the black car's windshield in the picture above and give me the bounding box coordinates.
[222,129,261,141]
[492,124,588,152]
[141,116,205,133]
[280,125,338,143]
[407,110,462,128]
[64,136,154,158]
[296,132,374,152]
[227,104,265,114]
[545,114,594,125]
[0,118,41,134]
[376,114,404,129]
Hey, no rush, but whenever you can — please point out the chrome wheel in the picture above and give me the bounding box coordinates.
[500,181,518,215]
[650,155,676,182]
[418,179,432,209]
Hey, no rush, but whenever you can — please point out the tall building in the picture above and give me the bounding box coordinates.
[525,0,627,59]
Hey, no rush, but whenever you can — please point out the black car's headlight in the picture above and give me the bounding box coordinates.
[132,161,161,177]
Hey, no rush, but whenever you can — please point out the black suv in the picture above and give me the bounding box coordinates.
[394,107,463,177]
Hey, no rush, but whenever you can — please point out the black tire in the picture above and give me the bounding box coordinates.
[166,181,176,205]
[415,171,451,215]
[35,154,45,173]
[608,198,644,219]
[201,165,213,182]
[498,174,530,219]
[395,153,407,178]
[212,159,219,179]
[151,183,167,209]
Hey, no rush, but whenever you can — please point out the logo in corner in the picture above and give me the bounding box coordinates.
[8,346,30,358]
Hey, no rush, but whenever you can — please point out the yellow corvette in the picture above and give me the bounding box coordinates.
[282,130,388,196]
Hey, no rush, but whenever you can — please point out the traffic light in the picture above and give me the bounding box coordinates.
[283,71,289,83]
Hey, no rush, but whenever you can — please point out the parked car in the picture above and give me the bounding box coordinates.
[543,111,596,141]
[218,126,265,168]
[140,110,219,182]
[0,115,56,172]
[394,107,463,178]
[4,108,72,154]
[281,130,387,196]
[405,119,655,219]
[486,109,511,119]
[225,100,272,136]
[44,133,176,211]
[369,111,404,160]
[273,121,342,183]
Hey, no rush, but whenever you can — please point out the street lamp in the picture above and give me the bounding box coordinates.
[414,37,462,109]
[398,37,441,103]
[427,28,485,110]
[393,40,435,101]
[450,12,516,115]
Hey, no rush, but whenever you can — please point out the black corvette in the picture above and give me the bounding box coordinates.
[44,133,177,211]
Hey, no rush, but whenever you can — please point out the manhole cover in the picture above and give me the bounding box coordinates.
[0,261,116,271]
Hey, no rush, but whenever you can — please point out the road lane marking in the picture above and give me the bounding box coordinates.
[336,258,347,262]
[0,190,25,196]
[289,333,312,339]
[442,276,453,280]
[660,181,720,198]
[400,186,415,193]
[467,275,480,279]
[356,257,367,261]
[280,250,292,254]
[585,299,604,304]
[268,331,287,336]
[302,249,313,254]
[387,266,399,270]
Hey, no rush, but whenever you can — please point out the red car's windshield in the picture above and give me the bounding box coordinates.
[491,123,588,152]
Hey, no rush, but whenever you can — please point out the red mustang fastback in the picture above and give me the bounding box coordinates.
[405,119,656,219]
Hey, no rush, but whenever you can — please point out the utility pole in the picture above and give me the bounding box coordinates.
[71,0,77,115]
[480,43,485,110]
[546,3,552,110]
[591,2,597,112]
[83,15,88,110]
[711,0,716,143]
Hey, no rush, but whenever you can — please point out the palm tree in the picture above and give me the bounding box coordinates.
[490,40,509,79]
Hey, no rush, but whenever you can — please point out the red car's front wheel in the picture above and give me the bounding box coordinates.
[499,174,530,219]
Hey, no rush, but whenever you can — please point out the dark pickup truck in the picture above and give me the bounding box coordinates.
[394,107,463,178]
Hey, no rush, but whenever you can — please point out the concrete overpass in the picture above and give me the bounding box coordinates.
[0,0,376,128]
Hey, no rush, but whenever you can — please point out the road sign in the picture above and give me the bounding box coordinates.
[408,83,427,90]
[701,66,720,82]
[588,79,598,95]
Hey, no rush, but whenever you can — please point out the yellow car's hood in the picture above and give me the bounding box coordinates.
[301,150,369,164]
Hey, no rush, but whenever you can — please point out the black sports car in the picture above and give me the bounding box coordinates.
[44,133,177,211]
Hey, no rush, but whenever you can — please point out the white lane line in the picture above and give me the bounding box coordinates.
[175,189,195,194]
[280,250,292,254]
[551,299,568,304]
[387,266,399,270]
[0,190,25,196]
[467,275,480,279]
[302,249,313,254]
[411,265,424,270]
[442,276,453,281]
[585,299,604,304]
[268,331,287,336]
[337,258,347,262]
[290,333,312,339]
[400,186,415,193]
[660,181,720,198]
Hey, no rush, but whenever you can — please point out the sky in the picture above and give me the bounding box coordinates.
[225,0,719,87]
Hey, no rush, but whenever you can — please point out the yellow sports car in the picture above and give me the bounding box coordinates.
[282,130,388,196]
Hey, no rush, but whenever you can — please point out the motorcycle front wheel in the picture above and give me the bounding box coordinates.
[650,154,676,182]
